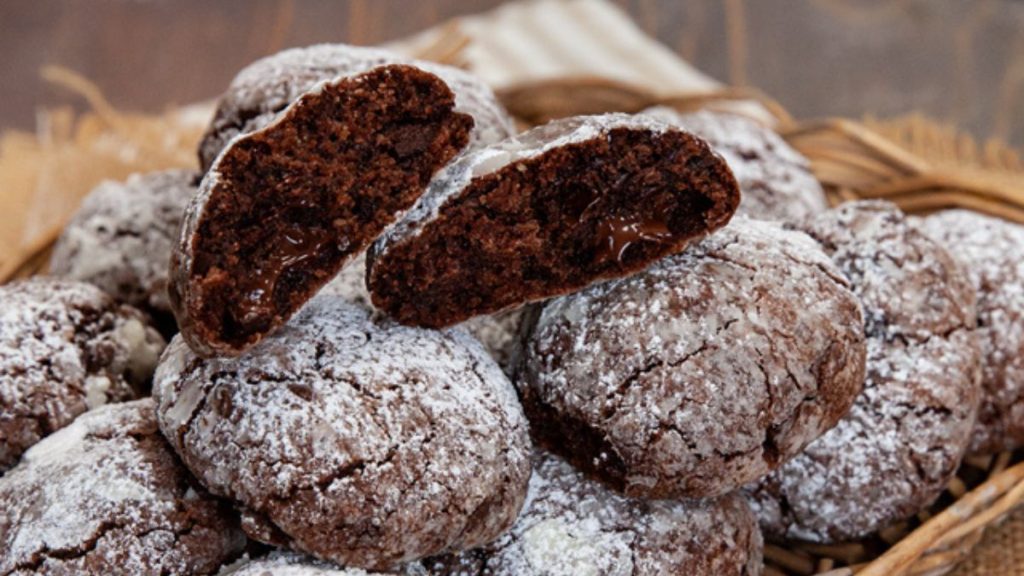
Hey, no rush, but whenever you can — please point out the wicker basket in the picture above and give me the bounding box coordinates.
[3,41,1024,576]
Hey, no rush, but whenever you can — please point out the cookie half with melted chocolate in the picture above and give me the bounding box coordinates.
[171,63,478,357]
[367,114,741,328]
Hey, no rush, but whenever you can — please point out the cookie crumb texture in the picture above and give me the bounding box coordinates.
[49,169,198,328]
[368,114,740,328]
[429,452,763,576]
[919,210,1024,454]
[320,253,530,375]
[520,217,866,499]
[172,64,474,357]
[643,108,828,223]
[0,400,245,575]
[0,278,166,472]
[748,201,981,543]
[154,296,532,570]
[198,44,514,171]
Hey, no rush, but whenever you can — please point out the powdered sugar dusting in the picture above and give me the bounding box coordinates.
[0,399,245,574]
[430,452,763,575]
[317,253,527,374]
[747,201,981,543]
[521,217,865,498]
[0,278,166,472]
[919,209,1024,453]
[643,108,827,222]
[220,551,419,575]
[49,169,198,317]
[153,295,531,569]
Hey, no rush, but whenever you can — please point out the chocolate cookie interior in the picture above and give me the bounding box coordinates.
[183,64,473,353]
[369,126,739,327]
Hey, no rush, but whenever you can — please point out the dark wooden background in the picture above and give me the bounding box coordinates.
[2,0,1023,147]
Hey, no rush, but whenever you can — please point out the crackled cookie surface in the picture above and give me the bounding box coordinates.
[174,60,483,357]
[368,114,741,328]
[919,210,1024,454]
[428,451,763,576]
[321,256,531,374]
[0,278,166,472]
[220,552,424,576]
[519,217,865,498]
[748,201,981,543]
[155,296,531,570]
[198,44,514,171]
[643,108,828,222]
[50,169,198,330]
[0,399,245,575]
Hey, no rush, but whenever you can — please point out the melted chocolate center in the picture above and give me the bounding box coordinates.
[235,225,332,324]
[594,214,673,264]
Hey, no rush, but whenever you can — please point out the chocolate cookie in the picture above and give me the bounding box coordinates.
[427,451,763,576]
[221,552,425,576]
[0,399,245,574]
[154,296,532,570]
[0,278,166,472]
[919,210,1024,454]
[320,256,529,374]
[643,108,828,222]
[198,44,514,171]
[50,169,198,330]
[519,217,866,498]
[748,201,981,543]
[173,47,514,358]
[367,114,741,328]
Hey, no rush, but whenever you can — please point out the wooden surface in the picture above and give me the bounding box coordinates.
[1,0,1023,147]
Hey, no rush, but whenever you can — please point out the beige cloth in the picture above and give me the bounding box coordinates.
[389,0,773,122]
[390,0,721,93]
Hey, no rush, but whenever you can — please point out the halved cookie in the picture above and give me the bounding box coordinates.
[367,114,741,328]
[172,63,485,357]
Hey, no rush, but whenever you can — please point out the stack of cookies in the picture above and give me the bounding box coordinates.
[2,43,1022,576]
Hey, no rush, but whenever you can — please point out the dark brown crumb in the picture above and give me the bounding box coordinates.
[368,114,740,328]
[171,64,474,357]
